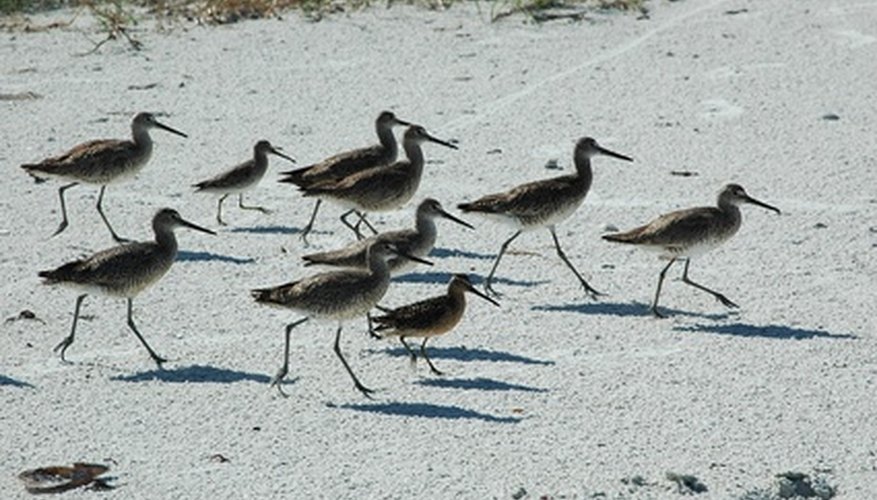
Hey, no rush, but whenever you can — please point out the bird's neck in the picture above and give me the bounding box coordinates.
[132,126,154,155]
[377,125,399,163]
[402,140,424,171]
[154,225,179,256]
[573,156,593,190]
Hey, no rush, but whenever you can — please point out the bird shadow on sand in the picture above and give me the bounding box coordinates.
[429,247,496,261]
[177,250,255,265]
[374,346,554,366]
[532,301,733,321]
[327,401,522,423]
[393,271,548,288]
[674,322,858,340]
[415,377,547,393]
[227,225,302,235]
[110,364,272,384]
[0,374,34,388]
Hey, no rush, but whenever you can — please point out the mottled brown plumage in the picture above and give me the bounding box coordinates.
[39,208,215,366]
[278,111,410,242]
[301,125,458,239]
[21,112,187,242]
[302,198,473,274]
[193,140,295,225]
[603,183,781,317]
[458,137,633,297]
[373,274,499,375]
[252,241,433,397]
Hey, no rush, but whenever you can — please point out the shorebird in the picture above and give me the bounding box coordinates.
[602,183,781,317]
[252,240,433,397]
[193,140,295,226]
[302,198,473,275]
[458,136,633,297]
[278,111,410,242]
[373,274,499,375]
[300,125,458,240]
[21,112,187,243]
[38,208,215,367]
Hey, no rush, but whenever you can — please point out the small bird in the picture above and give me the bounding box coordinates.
[459,137,633,297]
[301,198,473,275]
[252,240,433,397]
[21,112,188,243]
[373,274,499,375]
[278,111,410,242]
[602,183,781,317]
[193,140,295,226]
[38,208,215,366]
[301,125,458,240]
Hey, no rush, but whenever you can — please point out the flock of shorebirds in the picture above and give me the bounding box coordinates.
[21,110,781,397]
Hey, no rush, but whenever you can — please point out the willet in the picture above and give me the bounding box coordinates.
[602,183,781,317]
[38,208,215,366]
[373,273,499,375]
[458,137,633,297]
[193,140,295,226]
[21,112,187,243]
[251,240,433,397]
[302,198,473,275]
[278,111,410,242]
[300,125,458,240]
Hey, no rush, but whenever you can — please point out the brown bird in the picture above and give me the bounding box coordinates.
[21,112,187,242]
[373,274,499,375]
[603,183,781,317]
[39,208,215,366]
[278,111,410,242]
[459,137,633,297]
[193,140,295,226]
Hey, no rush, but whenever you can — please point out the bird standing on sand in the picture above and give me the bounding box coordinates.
[301,198,473,275]
[602,183,781,317]
[21,112,188,243]
[38,208,215,367]
[252,240,433,397]
[278,111,410,242]
[458,137,633,297]
[373,273,499,375]
[193,140,295,226]
[300,125,458,240]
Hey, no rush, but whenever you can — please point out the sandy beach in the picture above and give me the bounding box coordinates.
[2,0,876,497]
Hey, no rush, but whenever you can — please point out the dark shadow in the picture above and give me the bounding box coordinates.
[533,301,733,321]
[328,401,521,423]
[374,346,554,366]
[415,377,547,393]
[675,323,858,340]
[429,247,496,261]
[110,364,272,384]
[176,250,255,265]
[394,272,548,288]
[0,374,34,388]
[227,225,306,235]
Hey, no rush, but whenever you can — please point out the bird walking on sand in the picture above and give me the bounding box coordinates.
[278,111,410,242]
[302,198,473,275]
[458,137,633,297]
[21,112,188,243]
[251,240,433,397]
[38,208,215,367]
[301,125,458,240]
[193,140,295,226]
[373,273,499,375]
[602,183,781,317]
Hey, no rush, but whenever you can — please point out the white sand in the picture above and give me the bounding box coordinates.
[2,0,876,497]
